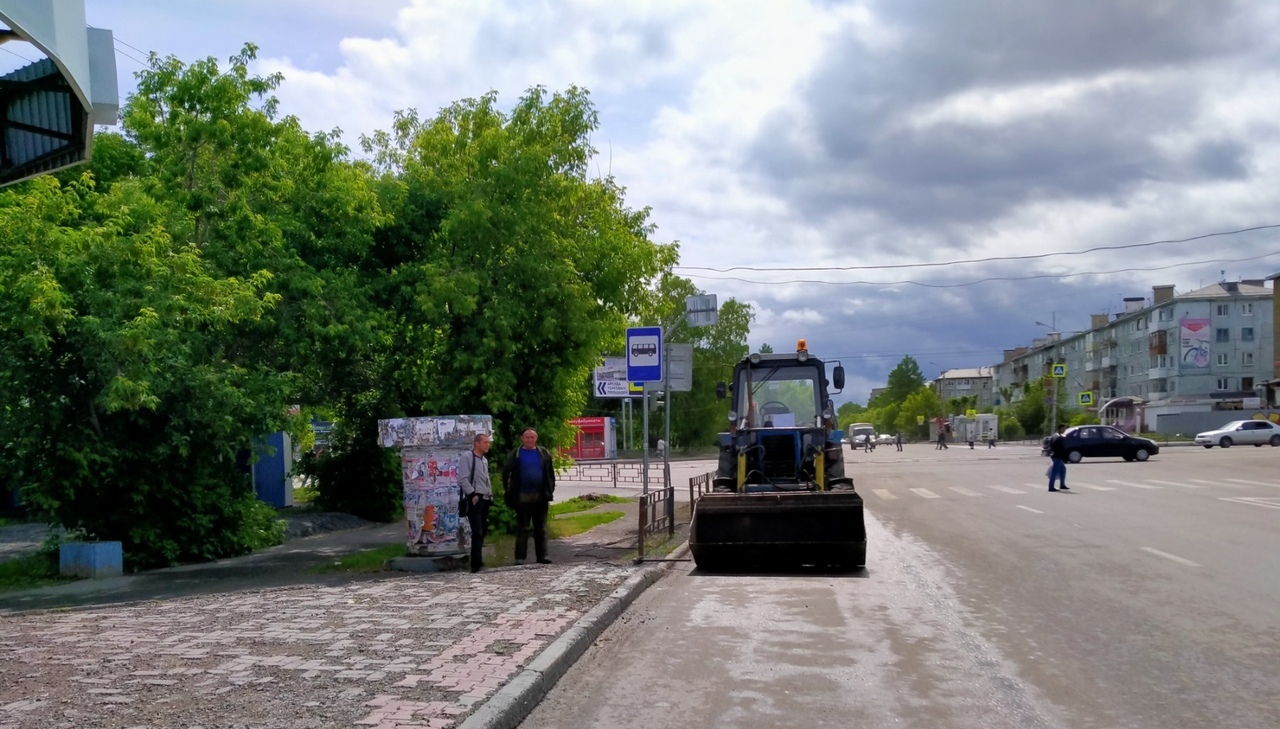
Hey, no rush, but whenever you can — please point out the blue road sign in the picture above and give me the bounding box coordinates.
[626,326,663,382]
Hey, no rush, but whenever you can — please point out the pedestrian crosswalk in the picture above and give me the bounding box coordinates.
[863,476,1277,500]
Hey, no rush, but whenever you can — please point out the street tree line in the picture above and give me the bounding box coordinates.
[0,45,749,568]
[837,356,1089,441]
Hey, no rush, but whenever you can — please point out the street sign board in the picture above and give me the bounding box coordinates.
[666,343,693,392]
[1051,363,1066,378]
[592,357,632,398]
[685,294,718,327]
[965,409,977,419]
[1078,391,1094,406]
[627,326,663,382]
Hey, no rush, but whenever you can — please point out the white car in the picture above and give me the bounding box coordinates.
[1194,420,1280,448]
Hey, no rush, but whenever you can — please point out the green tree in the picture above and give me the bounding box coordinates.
[870,356,926,408]
[0,176,290,568]
[896,386,942,440]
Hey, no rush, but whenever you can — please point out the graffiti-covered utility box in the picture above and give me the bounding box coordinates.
[378,415,493,556]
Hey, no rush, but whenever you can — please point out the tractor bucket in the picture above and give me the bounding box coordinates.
[690,490,867,571]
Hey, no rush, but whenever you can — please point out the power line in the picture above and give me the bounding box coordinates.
[113,43,148,68]
[0,45,35,62]
[682,250,1280,288]
[675,224,1280,274]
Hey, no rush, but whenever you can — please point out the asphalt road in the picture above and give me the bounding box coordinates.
[519,443,1280,729]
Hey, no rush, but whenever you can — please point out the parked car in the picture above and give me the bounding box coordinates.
[1058,425,1160,463]
[1194,420,1280,448]
[876,433,896,446]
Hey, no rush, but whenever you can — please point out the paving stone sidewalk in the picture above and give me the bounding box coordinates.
[1,562,640,729]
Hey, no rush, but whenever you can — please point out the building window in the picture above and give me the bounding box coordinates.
[1215,328,1230,343]
[1243,377,1254,390]
[1215,303,1229,316]
[1216,378,1233,390]
[1216,353,1229,366]
[1241,302,1253,316]
[1242,352,1254,367]
[1242,327,1254,342]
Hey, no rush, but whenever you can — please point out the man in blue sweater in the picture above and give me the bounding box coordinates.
[503,427,556,564]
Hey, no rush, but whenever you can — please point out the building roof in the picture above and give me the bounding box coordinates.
[1175,281,1269,299]
[940,367,993,379]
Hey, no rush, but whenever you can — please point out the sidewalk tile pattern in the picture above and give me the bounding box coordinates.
[0,564,631,729]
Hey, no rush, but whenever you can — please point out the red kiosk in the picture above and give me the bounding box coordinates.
[565,417,617,460]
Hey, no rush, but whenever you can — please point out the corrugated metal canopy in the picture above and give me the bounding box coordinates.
[0,53,87,184]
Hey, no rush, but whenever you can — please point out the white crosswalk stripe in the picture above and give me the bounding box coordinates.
[1106,479,1161,490]
[948,486,983,496]
[872,489,898,500]
[1147,479,1200,489]
[1223,478,1280,488]
[910,488,941,499]
[1189,479,1245,487]
[989,485,1025,494]
[1072,483,1115,491]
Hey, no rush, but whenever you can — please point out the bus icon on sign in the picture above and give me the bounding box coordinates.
[631,342,657,358]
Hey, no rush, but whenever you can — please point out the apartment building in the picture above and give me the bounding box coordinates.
[935,366,995,411]
[993,279,1273,429]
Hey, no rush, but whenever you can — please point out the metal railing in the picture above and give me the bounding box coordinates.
[636,484,675,561]
[560,460,664,487]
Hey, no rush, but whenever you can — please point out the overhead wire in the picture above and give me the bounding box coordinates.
[681,250,1280,288]
[675,224,1280,273]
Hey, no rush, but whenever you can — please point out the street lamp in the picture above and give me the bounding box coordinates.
[1034,320,1059,433]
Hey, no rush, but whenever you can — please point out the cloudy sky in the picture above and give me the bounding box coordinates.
[22,1,1280,402]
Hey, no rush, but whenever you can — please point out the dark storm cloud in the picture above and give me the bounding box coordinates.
[746,0,1264,244]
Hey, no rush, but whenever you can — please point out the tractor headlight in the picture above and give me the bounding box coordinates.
[727,410,738,422]
[749,353,762,364]
[822,406,834,421]
[796,350,809,362]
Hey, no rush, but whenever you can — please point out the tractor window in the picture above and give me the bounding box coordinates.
[738,366,821,427]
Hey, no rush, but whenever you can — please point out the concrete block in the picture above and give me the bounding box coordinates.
[59,541,123,579]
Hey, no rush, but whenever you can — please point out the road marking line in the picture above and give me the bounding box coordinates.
[1072,483,1115,491]
[909,488,941,499]
[989,485,1025,494]
[1223,478,1280,488]
[1140,547,1200,567]
[1147,479,1199,489]
[1016,505,1043,514]
[1189,479,1244,487]
[1106,480,1162,490]
[948,486,983,496]
[1219,497,1280,510]
[872,489,898,500]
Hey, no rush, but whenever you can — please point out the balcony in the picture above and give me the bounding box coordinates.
[1101,356,1115,367]
[1085,361,1097,372]
[1148,390,1168,400]
[1148,366,1175,380]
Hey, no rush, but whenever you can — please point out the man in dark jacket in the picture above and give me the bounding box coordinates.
[1046,425,1069,492]
[503,427,556,564]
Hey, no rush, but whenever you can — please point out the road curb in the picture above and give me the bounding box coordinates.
[459,541,691,729]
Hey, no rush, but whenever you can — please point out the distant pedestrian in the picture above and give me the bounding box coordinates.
[864,435,873,452]
[457,433,493,573]
[895,432,903,451]
[1046,425,1069,492]
[656,438,666,456]
[987,434,997,448]
[503,427,556,564]
[936,430,948,450]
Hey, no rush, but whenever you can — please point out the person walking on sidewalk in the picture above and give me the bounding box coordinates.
[1046,424,1070,492]
[895,432,903,451]
[458,433,493,573]
[503,427,556,565]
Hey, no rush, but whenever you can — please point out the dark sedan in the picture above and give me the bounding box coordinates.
[1059,425,1159,463]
